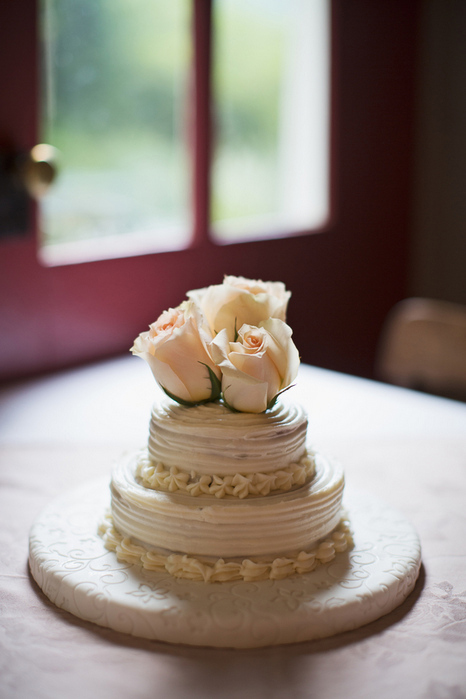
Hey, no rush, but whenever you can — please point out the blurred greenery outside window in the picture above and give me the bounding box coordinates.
[40,0,330,261]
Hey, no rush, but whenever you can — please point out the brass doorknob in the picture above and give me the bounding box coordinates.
[16,144,59,199]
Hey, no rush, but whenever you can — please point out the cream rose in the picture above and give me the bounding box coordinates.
[210,318,300,413]
[187,276,291,341]
[131,301,221,405]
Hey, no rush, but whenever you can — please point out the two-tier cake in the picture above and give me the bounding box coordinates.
[99,276,352,582]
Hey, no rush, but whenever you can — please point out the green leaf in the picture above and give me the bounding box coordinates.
[160,363,222,407]
[221,390,241,413]
[198,362,222,401]
[266,384,296,411]
[160,384,202,407]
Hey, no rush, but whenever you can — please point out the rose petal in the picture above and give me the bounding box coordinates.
[229,350,281,395]
[221,369,269,413]
[188,279,291,340]
[139,353,192,402]
[154,320,219,402]
[260,318,300,385]
[132,307,220,403]
[209,328,231,365]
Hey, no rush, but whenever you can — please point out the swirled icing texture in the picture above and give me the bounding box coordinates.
[109,450,345,559]
[148,399,308,476]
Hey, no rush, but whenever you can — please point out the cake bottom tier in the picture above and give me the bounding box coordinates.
[99,511,352,583]
[102,450,350,582]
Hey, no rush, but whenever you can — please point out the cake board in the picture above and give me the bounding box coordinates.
[28,480,421,648]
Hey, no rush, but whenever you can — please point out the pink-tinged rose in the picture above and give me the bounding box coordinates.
[187,276,291,341]
[210,318,300,413]
[131,302,221,404]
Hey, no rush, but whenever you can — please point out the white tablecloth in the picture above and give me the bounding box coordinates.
[1,358,465,699]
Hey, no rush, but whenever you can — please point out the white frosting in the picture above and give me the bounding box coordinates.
[105,399,348,582]
[109,450,345,559]
[148,399,308,476]
[99,511,353,583]
[135,449,316,498]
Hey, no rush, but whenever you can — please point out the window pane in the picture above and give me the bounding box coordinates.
[40,0,191,259]
[211,0,330,242]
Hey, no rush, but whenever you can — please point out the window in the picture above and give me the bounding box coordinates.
[212,0,330,242]
[40,0,192,261]
[39,0,330,263]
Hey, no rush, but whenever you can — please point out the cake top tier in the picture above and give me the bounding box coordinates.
[148,399,308,476]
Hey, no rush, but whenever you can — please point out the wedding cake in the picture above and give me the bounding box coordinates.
[99,276,352,582]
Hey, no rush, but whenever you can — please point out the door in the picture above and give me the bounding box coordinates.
[0,0,420,381]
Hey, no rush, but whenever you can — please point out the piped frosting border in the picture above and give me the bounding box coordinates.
[98,512,353,583]
[135,448,316,499]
